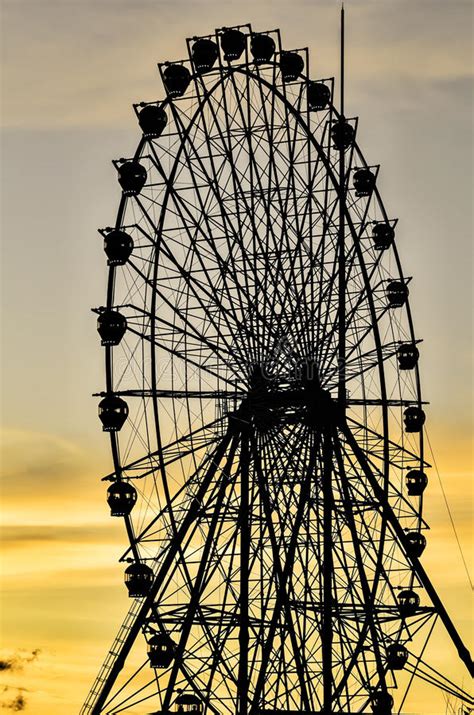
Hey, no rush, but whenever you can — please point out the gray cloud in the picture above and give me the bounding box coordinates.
[0,653,38,711]
[1,0,472,129]
[0,651,40,674]
[0,430,94,500]
[0,692,27,712]
[1,524,120,545]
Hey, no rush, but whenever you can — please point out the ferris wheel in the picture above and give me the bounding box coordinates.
[82,17,473,715]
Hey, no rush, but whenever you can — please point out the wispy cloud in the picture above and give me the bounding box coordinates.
[0,690,27,712]
[0,652,38,711]
[1,0,472,129]
[0,651,40,674]
[0,428,105,520]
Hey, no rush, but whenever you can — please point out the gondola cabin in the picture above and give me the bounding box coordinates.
[97,310,127,346]
[220,29,246,61]
[103,229,134,266]
[250,33,275,64]
[353,168,376,197]
[397,343,419,370]
[280,51,304,82]
[398,588,420,617]
[98,395,128,432]
[406,469,428,496]
[147,633,175,668]
[386,643,409,670]
[307,81,331,111]
[175,694,202,713]
[403,406,425,433]
[370,690,394,714]
[191,39,218,73]
[330,120,355,151]
[405,531,427,558]
[372,222,395,250]
[163,64,192,97]
[117,161,147,197]
[124,562,154,598]
[138,105,168,138]
[107,481,137,517]
[386,280,408,308]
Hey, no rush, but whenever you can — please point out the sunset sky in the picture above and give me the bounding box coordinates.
[1,0,472,713]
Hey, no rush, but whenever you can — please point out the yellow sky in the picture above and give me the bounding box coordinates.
[1,0,472,713]
[1,426,472,713]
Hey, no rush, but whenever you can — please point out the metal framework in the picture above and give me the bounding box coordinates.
[82,18,473,715]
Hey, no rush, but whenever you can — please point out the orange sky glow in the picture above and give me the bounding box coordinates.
[1,1,472,713]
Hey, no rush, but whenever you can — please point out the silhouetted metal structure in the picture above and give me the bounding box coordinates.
[83,14,473,715]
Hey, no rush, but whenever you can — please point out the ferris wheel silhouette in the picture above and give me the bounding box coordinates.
[82,12,473,715]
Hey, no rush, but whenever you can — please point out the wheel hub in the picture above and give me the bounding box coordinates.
[244,364,341,431]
